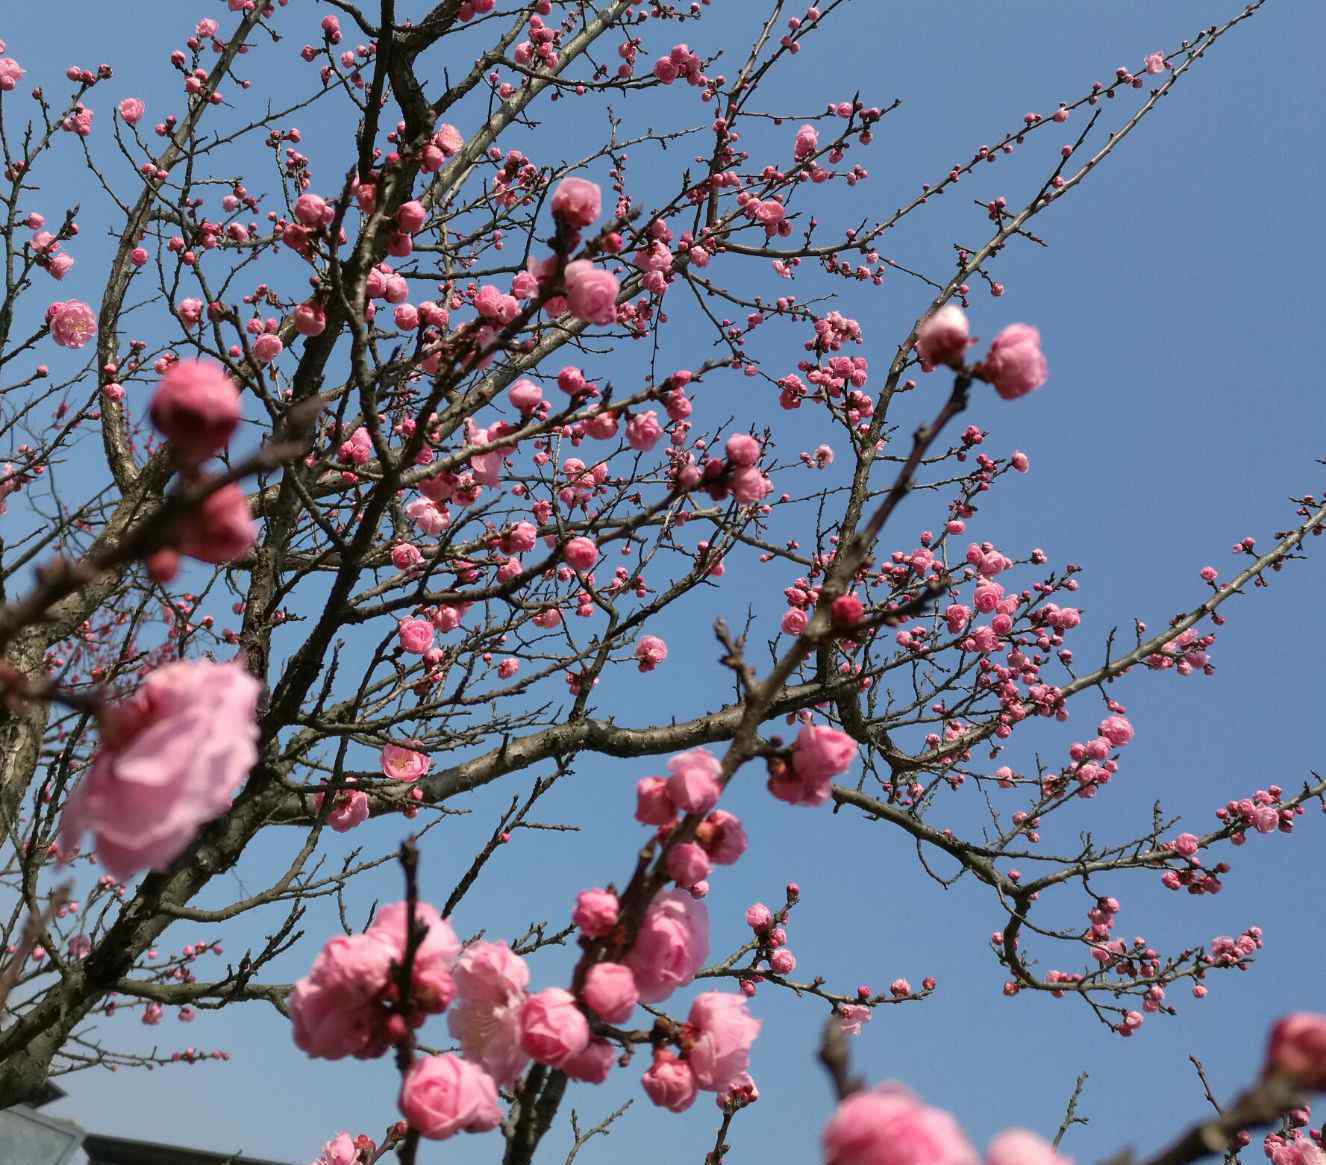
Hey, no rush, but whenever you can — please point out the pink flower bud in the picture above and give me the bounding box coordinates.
[582,962,638,1023]
[573,888,620,938]
[148,360,242,468]
[915,305,970,372]
[519,987,590,1068]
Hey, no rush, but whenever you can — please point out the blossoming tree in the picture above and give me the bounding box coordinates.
[0,2,1323,1165]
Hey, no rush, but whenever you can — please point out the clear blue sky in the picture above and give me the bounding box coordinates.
[3,2,1324,1163]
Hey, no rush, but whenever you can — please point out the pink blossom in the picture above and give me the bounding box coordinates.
[666,748,723,815]
[399,617,434,654]
[434,123,464,156]
[980,324,1047,401]
[782,609,809,635]
[1269,1141,1326,1165]
[730,466,773,504]
[47,300,98,348]
[68,106,94,137]
[642,1049,698,1112]
[0,57,25,93]
[397,200,427,234]
[916,306,971,372]
[382,744,429,782]
[666,841,711,888]
[339,426,373,466]
[985,1129,1073,1165]
[824,1085,979,1165]
[178,482,257,564]
[177,298,204,327]
[368,900,460,1014]
[573,888,620,938]
[406,497,451,535]
[289,931,396,1060]
[564,260,619,325]
[509,379,543,413]
[636,635,669,672]
[552,177,602,228]
[294,301,327,337]
[60,661,260,881]
[686,992,761,1092]
[769,723,858,806]
[502,520,539,554]
[582,962,638,1023]
[294,193,332,227]
[392,543,423,571]
[448,941,531,1086]
[252,333,284,364]
[725,433,761,467]
[839,1004,872,1036]
[312,1132,357,1165]
[635,776,677,825]
[149,361,242,468]
[794,124,819,159]
[519,987,590,1068]
[697,809,747,865]
[399,1054,502,1140]
[118,98,145,124]
[562,1037,616,1084]
[1144,52,1166,74]
[745,903,773,931]
[716,1072,759,1110]
[564,536,599,570]
[625,888,709,1003]
[1097,715,1134,747]
[627,409,664,451]
[1266,1014,1326,1090]
[317,788,369,832]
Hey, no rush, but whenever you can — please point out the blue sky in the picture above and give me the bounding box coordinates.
[3,1,1324,1163]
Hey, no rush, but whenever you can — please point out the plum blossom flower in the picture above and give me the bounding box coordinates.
[60,661,260,881]
[635,635,669,672]
[0,57,25,92]
[519,987,590,1068]
[980,324,1047,400]
[573,888,619,938]
[768,723,858,806]
[399,1054,502,1140]
[178,482,258,565]
[311,1133,357,1165]
[382,744,429,782]
[582,962,638,1023]
[290,901,458,1061]
[149,361,242,469]
[448,941,531,1086]
[1266,1013,1326,1090]
[686,992,762,1092]
[317,788,369,832]
[666,748,723,815]
[839,1004,872,1036]
[915,306,970,372]
[985,1129,1073,1165]
[642,1049,697,1112]
[635,777,677,825]
[551,177,602,228]
[563,260,619,325]
[625,889,709,1002]
[47,300,98,348]
[824,1085,979,1165]
[399,617,434,654]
